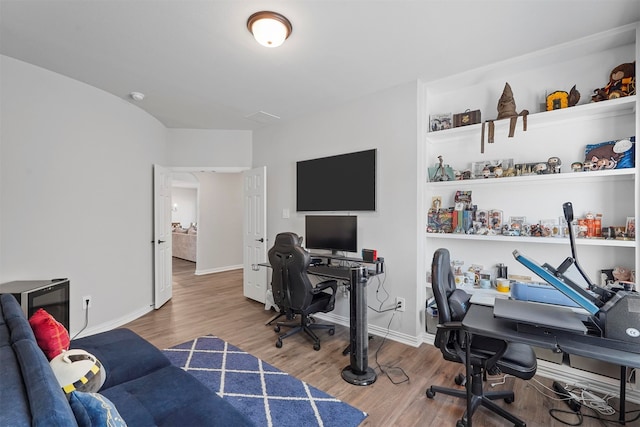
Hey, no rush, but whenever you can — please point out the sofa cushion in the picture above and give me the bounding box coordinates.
[8,315,36,344]
[29,308,70,360]
[1,345,31,426]
[1,293,26,320]
[101,365,254,426]
[13,339,78,427]
[71,328,171,389]
[69,391,127,427]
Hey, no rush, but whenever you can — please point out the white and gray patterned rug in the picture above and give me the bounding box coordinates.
[163,335,367,427]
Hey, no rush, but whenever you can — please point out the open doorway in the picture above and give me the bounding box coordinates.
[169,170,245,278]
[170,173,199,263]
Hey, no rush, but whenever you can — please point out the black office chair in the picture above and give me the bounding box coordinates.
[268,232,337,351]
[426,248,537,427]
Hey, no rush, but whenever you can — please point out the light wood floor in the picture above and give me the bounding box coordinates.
[123,258,637,426]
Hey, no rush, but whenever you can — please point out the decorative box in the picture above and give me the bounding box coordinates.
[453,109,481,127]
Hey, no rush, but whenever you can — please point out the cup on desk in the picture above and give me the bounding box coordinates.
[463,271,475,286]
[479,278,492,289]
[496,278,511,293]
[454,274,465,287]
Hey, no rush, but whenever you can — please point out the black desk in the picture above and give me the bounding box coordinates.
[463,304,640,424]
[307,261,378,386]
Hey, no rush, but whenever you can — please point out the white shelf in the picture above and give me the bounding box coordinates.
[426,96,636,143]
[426,167,635,188]
[426,232,636,248]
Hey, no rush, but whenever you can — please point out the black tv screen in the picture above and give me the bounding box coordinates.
[304,215,357,253]
[296,149,376,212]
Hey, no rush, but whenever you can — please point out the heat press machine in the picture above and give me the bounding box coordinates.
[513,202,640,343]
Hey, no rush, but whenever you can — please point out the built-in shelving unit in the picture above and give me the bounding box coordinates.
[417,21,639,400]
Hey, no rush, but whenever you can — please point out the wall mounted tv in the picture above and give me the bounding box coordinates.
[296,149,376,212]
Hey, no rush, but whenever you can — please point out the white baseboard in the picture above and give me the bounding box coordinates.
[72,304,153,339]
[195,265,242,275]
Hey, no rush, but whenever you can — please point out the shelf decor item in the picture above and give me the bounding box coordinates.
[428,155,455,182]
[453,109,481,127]
[471,159,514,179]
[591,61,636,102]
[584,136,635,170]
[546,90,569,110]
[546,85,580,111]
[480,82,530,153]
[429,113,453,132]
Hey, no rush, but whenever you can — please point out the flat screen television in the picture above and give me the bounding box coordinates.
[304,215,357,254]
[296,149,376,212]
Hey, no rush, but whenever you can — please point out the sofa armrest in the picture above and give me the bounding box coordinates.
[71,328,170,390]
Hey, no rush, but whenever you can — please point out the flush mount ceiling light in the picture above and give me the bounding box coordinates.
[247,11,292,48]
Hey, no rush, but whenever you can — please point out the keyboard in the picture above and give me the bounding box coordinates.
[308,265,352,280]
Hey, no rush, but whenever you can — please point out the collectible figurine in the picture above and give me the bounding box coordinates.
[591,61,636,102]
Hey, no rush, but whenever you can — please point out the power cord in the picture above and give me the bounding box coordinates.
[70,301,90,340]
[528,378,640,425]
[373,311,410,385]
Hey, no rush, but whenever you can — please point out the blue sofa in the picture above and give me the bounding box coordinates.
[0,294,254,426]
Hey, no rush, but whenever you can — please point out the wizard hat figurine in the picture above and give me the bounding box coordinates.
[481,82,529,152]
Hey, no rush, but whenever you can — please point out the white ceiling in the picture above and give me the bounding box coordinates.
[2,1,639,130]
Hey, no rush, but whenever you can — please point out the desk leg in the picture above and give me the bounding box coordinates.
[465,331,472,427]
[342,268,377,386]
[619,365,627,425]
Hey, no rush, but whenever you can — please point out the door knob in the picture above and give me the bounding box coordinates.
[157,240,166,244]
[256,238,264,243]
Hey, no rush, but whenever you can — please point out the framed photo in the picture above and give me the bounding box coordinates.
[626,216,636,238]
[429,113,453,132]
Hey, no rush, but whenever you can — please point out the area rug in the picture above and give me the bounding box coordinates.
[163,335,367,427]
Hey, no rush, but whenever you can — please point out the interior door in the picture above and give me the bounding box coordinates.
[153,164,172,309]
[243,166,267,303]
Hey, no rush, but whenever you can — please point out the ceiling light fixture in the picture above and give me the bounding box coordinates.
[247,11,292,48]
[129,92,145,102]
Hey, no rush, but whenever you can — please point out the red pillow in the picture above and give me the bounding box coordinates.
[28,308,70,360]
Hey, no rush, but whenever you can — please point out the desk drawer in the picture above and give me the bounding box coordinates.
[569,355,621,379]
[533,346,563,364]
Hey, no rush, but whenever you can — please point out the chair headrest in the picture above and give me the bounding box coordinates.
[274,232,303,248]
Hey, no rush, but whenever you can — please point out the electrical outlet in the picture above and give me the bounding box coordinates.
[395,297,406,312]
[82,295,92,310]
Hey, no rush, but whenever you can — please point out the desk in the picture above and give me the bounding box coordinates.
[463,304,640,424]
[308,257,380,386]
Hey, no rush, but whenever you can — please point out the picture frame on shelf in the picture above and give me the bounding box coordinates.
[429,113,453,132]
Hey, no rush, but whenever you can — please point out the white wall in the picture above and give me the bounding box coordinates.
[167,128,252,168]
[171,187,197,227]
[253,82,420,339]
[193,172,243,274]
[0,55,167,335]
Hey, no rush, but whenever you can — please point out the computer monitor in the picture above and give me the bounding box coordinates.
[304,215,357,254]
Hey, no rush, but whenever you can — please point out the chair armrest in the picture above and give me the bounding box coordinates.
[436,321,463,331]
[313,279,338,295]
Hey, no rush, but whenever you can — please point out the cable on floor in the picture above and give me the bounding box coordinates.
[528,377,640,425]
[373,311,410,385]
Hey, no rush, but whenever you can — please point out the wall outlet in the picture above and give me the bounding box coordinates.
[395,297,406,312]
[82,295,92,310]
